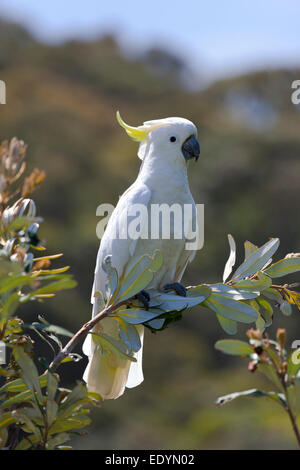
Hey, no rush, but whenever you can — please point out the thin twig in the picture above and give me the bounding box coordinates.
[48,300,127,373]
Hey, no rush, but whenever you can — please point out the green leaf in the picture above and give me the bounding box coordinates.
[232,271,272,293]
[118,319,141,352]
[91,332,136,362]
[25,321,74,338]
[0,293,20,323]
[216,389,286,407]
[223,234,236,282]
[186,285,211,301]
[257,362,283,391]
[12,409,41,440]
[257,297,273,326]
[0,389,33,409]
[13,347,43,403]
[116,308,163,325]
[0,273,33,294]
[216,315,237,335]
[280,301,292,316]
[47,372,58,400]
[46,433,70,450]
[0,373,48,394]
[215,339,253,356]
[244,241,258,260]
[111,250,163,303]
[46,399,58,427]
[264,257,300,278]
[59,382,87,409]
[145,318,166,330]
[203,293,258,323]
[49,412,91,434]
[0,411,16,429]
[210,283,258,300]
[263,287,284,303]
[231,238,280,280]
[29,278,77,297]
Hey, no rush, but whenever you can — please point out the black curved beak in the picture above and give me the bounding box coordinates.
[182,135,200,162]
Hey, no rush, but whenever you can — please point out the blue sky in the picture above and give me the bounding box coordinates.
[1,0,300,83]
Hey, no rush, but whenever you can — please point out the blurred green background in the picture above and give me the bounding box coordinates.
[1,7,300,449]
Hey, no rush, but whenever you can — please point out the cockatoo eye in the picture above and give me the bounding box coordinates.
[170,136,176,142]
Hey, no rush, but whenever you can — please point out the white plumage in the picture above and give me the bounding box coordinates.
[83,115,199,399]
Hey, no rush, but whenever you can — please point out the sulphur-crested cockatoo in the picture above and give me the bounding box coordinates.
[83,112,200,399]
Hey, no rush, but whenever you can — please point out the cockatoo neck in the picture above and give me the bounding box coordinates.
[137,142,189,190]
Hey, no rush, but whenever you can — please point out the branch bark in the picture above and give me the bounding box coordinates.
[48,300,126,373]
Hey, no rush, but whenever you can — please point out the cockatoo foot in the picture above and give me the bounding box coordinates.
[135,289,150,310]
[163,282,187,297]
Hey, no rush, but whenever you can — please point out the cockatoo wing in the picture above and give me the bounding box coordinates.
[83,182,151,398]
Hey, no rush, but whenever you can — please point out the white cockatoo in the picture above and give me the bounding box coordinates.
[83,112,200,399]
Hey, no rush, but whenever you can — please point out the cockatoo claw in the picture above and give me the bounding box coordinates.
[163,282,187,297]
[135,289,150,310]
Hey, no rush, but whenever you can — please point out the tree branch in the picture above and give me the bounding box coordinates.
[48,300,127,373]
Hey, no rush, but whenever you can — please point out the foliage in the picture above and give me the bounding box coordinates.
[93,235,300,364]
[215,328,300,446]
[0,139,99,450]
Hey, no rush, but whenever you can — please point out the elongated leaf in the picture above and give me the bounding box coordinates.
[0,411,16,429]
[118,319,141,353]
[91,332,136,362]
[244,241,258,260]
[0,389,33,409]
[210,283,258,300]
[186,285,211,300]
[12,409,41,440]
[29,278,77,297]
[232,238,280,280]
[203,293,258,323]
[31,266,70,276]
[257,297,273,326]
[216,389,286,407]
[145,318,166,330]
[233,271,272,293]
[49,413,91,434]
[47,372,58,400]
[0,293,20,323]
[46,433,70,450]
[263,287,284,303]
[25,322,73,338]
[264,257,300,278]
[117,308,163,325]
[216,315,237,335]
[59,382,87,409]
[13,347,43,403]
[0,274,33,294]
[223,234,236,282]
[257,362,283,391]
[215,339,253,356]
[112,250,163,303]
[46,399,58,427]
[0,373,48,394]
[280,300,292,316]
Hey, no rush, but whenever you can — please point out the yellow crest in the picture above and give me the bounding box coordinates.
[116,111,150,142]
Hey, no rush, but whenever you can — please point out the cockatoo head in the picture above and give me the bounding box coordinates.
[117,112,200,164]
